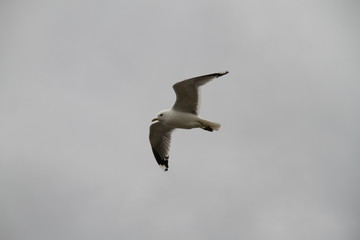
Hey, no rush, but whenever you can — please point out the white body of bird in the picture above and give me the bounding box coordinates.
[153,109,221,130]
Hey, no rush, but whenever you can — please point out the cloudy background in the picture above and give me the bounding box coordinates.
[1,0,359,239]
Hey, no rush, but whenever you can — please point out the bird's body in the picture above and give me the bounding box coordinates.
[155,109,208,129]
[149,71,229,171]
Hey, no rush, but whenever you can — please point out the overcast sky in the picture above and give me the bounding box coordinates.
[1,0,359,240]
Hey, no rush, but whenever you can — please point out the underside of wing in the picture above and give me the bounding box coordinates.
[172,71,228,114]
[149,121,174,171]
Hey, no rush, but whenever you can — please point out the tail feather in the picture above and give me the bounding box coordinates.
[199,119,221,131]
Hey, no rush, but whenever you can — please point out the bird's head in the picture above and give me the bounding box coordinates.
[152,110,169,123]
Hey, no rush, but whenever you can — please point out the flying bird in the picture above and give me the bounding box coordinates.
[149,71,229,171]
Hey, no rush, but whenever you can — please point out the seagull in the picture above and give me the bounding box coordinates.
[149,71,229,171]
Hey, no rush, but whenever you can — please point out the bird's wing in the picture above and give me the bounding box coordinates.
[149,121,175,171]
[172,71,229,115]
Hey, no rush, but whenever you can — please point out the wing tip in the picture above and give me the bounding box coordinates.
[216,71,229,77]
[160,165,169,171]
[152,148,170,171]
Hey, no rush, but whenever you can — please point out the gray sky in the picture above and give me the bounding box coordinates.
[1,0,359,239]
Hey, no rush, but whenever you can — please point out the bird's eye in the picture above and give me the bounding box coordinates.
[160,114,163,117]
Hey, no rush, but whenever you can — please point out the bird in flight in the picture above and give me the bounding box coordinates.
[149,71,229,171]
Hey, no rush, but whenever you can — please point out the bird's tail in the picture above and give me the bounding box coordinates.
[199,119,221,131]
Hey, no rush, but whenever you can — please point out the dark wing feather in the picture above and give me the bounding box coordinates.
[149,122,174,171]
[172,71,228,115]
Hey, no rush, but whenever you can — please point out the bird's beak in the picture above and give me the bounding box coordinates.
[151,118,158,122]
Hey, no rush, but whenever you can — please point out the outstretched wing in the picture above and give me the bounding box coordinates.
[172,71,229,115]
[149,121,174,171]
